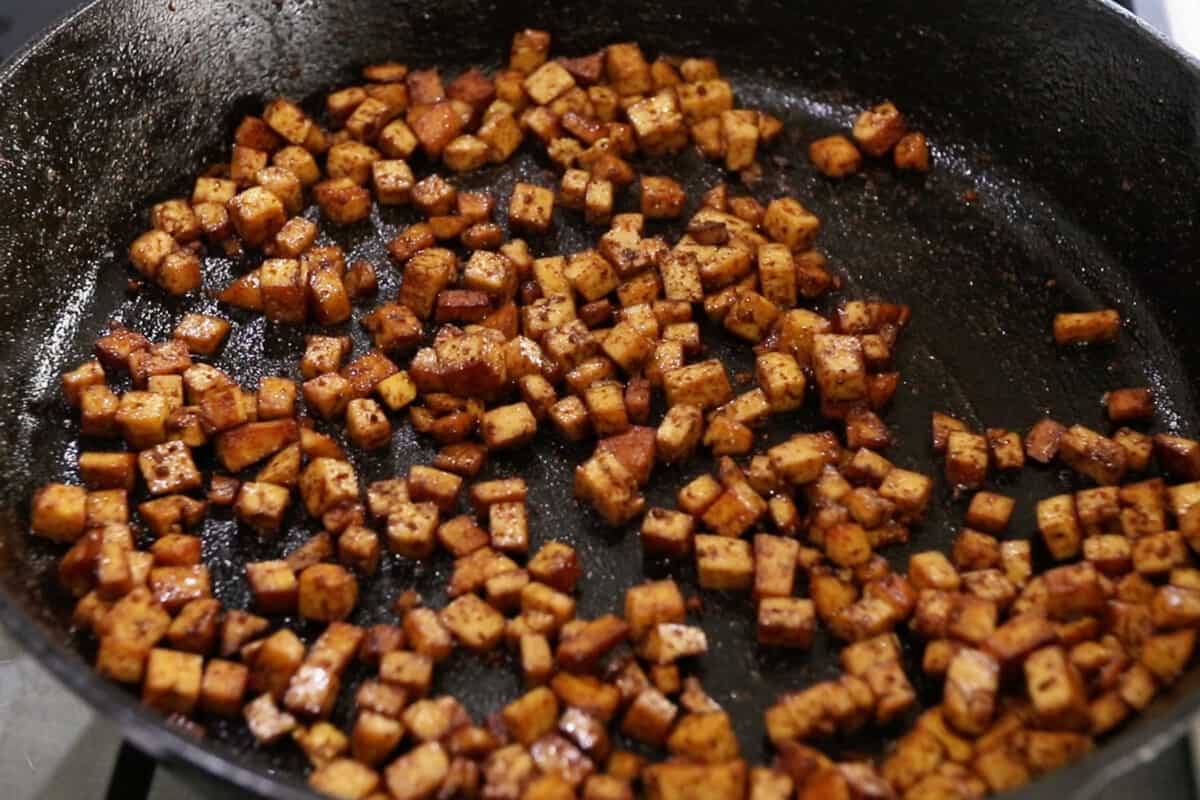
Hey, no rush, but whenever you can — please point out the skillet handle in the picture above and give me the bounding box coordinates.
[104,739,157,800]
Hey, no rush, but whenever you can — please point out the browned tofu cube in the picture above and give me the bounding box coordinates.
[115,391,171,449]
[509,182,556,234]
[694,534,754,590]
[477,402,536,451]
[663,360,732,411]
[195,658,249,717]
[894,131,931,170]
[874,467,931,519]
[758,597,816,648]
[228,186,286,246]
[1106,387,1155,422]
[556,614,630,673]
[1025,645,1090,731]
[314,177,372,225]
[852,102,907,156]
[942,648,1000,736]
[298,565,359,623]
[440,593,505,653]
[384,741,450,800]
[142,648,203,715]
[809,134,862,177]
[574,450,644,526]
[137,440,201,496]
[1037,494,1082,560]
[503,687,559,746]
[966,492,1014,534]
[310,759,380,799]
[811,334,867,403]
[382,502,436,559]
[945,431,989,488]
[641,508,695,558]
[172,314,230,357]
[763,197,820,251]
[31,483,88,543]
[621,688,678,745]
[1053,309,1121,345]
[640,176,685,219]
[299,457,358,518]
[1056,424,1127,486]
[244,560,297,615]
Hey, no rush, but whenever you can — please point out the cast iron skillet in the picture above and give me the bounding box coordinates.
[2,0,1200,797]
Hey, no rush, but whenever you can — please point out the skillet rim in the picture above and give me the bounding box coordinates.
[0,1,1198,798]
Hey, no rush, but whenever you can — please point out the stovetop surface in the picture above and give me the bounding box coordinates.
[0,0,1196,797]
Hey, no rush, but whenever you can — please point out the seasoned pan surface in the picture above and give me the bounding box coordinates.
[2,1,1200,797]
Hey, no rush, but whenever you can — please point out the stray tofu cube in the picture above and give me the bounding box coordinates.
[1053,309,1121,345]
[524,61,576,105]
[809,134,862,177]
[987,428,1026,470]
[663,360,733,410]
[624,579,686,640]
[852,102,907,156]
[946,431,989,488]
[173,314,231,357]
[943,648,1000,735]
[1106,387,1154,422]
[894,132,931,170]
[878,468,933,518]
[345,398,392,450]
[372,159,416,205]
[245,560,298,614]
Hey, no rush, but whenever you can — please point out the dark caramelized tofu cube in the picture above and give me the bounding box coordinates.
[1058,425,1126,485]
[246,560,298,615]
[1155,434,1200,479]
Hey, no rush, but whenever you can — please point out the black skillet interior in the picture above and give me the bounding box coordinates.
[2,0,1200,797]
